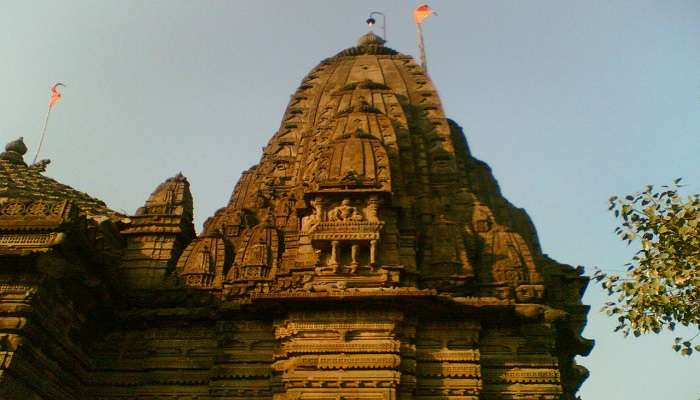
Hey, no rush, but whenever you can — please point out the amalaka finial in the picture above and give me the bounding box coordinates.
[357,31,386,47]
[5,137,27,155]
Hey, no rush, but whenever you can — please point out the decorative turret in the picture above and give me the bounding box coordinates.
[119,173,196,289]
[177,237,227,289]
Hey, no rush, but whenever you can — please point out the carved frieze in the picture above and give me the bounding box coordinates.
[0,198,72,230]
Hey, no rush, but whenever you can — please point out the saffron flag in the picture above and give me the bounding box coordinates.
[414,4,436,24]
[49,83,64,107]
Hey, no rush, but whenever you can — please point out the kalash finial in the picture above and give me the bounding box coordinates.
[366,11,386,42]
[0,137,28,165]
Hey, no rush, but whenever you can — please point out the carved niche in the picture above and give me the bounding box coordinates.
[302,196,384,274]
[297,121,392,277]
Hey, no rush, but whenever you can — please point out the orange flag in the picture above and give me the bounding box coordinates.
[414,4,436,24]
[48,83,64,107]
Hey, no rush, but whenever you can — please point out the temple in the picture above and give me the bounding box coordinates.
[0,32,592,399]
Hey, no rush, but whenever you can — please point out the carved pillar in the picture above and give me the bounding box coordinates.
[329,240,339,267]
[370,239,378,266]
[350,243,360,271]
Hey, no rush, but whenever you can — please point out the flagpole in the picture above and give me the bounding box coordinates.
[32,105,52,165]
[416,21,427,73]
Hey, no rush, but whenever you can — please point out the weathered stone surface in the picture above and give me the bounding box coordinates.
[0,32,592,399]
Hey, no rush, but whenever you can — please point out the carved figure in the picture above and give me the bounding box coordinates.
[328,199,363,222]
[301,197,322,232]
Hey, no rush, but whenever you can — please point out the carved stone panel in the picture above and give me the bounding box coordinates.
[273,311,406,400]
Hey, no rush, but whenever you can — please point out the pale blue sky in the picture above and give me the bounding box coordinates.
[1,1,699,398]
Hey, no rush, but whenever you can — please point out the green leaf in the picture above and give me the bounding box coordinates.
[601,180,700,356]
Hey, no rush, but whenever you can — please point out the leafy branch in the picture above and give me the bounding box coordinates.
[594,179,700,356]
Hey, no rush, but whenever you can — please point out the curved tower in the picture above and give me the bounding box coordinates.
[177,32,593,399]
[0,32,591,400]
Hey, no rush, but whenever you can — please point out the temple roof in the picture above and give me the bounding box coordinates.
[0,137,120,220]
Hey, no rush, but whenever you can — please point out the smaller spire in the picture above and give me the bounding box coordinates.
[357,31,386,47]
[0,137,28,165]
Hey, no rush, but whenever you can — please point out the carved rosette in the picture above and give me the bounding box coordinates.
[0,198,70,222]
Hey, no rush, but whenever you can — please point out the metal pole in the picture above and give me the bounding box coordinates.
[416,22,427,72]
[368,11,387,41]
[32,105,52,164]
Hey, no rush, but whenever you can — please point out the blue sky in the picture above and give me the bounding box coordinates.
[1,1,698,398]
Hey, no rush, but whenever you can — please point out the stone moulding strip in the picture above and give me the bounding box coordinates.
[250,287,435,300]
[276,341,402,356]
[0,232,65,248]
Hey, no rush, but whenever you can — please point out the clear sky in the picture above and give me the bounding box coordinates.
[1,1,699,398]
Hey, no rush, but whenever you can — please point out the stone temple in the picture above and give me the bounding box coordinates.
[0,32,592,399]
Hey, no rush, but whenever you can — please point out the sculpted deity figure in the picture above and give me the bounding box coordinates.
[365,195,381,223]
[301,197,322,232]
[328,199,363,222]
